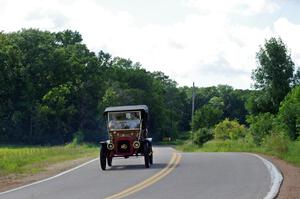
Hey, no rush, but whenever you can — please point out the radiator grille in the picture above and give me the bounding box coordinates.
[117,140,131,153]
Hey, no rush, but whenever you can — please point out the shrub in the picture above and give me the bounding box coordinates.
[244,132,255,146]
[278,85,300,140]
[247,113,278,145]
[213,119,247,140]
[192,128,213,146]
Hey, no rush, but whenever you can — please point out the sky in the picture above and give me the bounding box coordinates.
[0,0,300,89]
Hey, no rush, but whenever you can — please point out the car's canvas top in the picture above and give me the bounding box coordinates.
[104,105,149,114]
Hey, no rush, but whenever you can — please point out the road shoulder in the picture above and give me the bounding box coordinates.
[0,156,96,192]
[261,155,300,199]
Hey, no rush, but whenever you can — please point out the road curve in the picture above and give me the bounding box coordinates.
[0,147,274,199]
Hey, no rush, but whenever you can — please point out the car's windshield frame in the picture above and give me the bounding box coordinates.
[107,111,142,131]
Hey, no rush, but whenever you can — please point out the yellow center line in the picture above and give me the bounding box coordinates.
[105,152,182,199]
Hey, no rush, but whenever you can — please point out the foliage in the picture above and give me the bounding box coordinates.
[0,29,189,144]
[192,104,223,130]
[176,134,300,166]
[245,90,274,114]
[262,132,290,155]
[1,29,298,151]
[213,119,247,140]
[175,37,300,167]
[246,113,282,145]
[294,68,300,86]
[71,131,85,145]
[252,37,295,113]
[192,128,213,146]
[176,139,257,153]
[278,85,300,140]
[284,140,300,165]
[187,85,250,131]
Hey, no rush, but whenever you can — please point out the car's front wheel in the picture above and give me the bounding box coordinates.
[100,146,107,170]
[144,142,150,168]
[149,152,153,165]
[149,142,153,165]
[107,157,112,167]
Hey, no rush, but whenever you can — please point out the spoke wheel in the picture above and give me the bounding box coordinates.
[100,146,107,170]
[107,157,112,167]
[149,142,153,165]
[149,153,153,165]
[144,142,150,168]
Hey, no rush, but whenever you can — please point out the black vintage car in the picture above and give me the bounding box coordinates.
[100,105,153,170]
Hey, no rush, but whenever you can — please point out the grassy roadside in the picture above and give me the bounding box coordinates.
[162,133,300,167]
[0,144,98,177]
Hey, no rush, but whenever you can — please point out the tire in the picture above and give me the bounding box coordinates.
[149,143,153,165]
[149,153,153,165]
[107,157,112,167]
[144,142,150,168]
[100,146,107,170]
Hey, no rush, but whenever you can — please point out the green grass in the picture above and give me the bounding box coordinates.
[174,138,300,167]
[0,144,98,176]
[156,139,185,146]
[269,140,300,166]
[176,139,260,152]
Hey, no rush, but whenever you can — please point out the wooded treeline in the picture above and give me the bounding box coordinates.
[0,29,190,144]
[191,37,300,148]
[1,29,299,145]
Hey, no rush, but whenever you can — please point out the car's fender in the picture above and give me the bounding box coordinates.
[100,140,110,147]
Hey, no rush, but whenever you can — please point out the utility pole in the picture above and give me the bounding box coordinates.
[191,82,195,131]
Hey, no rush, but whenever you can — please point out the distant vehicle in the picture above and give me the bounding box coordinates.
[100,105,153,170]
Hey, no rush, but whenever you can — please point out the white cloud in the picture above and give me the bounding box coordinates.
[186,0,280,16]
[0,0,299,89]
[273,18,300,65]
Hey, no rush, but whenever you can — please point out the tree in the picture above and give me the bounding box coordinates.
[0,28,195,144]
[246,113,284,145]
[252,37,295,113]
[39,84,76,143]
[192,104,223,130]
[293,68,300,86]
[55,30,82,46]
[278,85,300,140]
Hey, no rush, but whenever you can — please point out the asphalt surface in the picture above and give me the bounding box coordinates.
[0,147,271,199]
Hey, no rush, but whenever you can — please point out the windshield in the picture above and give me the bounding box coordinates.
[108,111,141,130]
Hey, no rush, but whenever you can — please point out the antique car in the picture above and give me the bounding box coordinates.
[100,105,153,170]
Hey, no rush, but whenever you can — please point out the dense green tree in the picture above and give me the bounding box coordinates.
[246,113,284,145]
[278,85,300,140]
[293,68,300,86]
[192,103,223,130]
[252,37,295,113]
[4,28,296,146]
[187,85,250,131]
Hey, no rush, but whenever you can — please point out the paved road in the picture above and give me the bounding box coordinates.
[0,147,271,199]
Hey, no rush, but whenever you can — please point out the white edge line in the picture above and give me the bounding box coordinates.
[249,153,283,199]
[0,158,99,195]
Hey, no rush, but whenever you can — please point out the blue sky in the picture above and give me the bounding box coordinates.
[0,0,299,89]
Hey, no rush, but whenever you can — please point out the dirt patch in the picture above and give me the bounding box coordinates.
[0,156,97,192]
[261,155,300,199]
